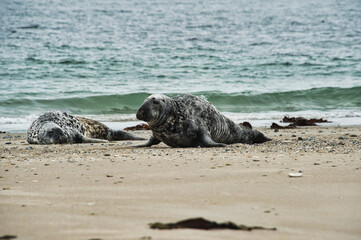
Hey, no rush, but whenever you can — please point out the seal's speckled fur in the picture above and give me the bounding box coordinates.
[136,94,271,148]
[27,111,144,144]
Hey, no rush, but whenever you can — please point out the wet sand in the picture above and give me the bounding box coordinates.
[1,126,361,240]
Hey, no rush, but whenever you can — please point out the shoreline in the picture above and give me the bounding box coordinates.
[1,126,361,240]
[2,116,361,133]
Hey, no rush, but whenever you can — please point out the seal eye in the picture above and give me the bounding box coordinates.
[153,100,159,105]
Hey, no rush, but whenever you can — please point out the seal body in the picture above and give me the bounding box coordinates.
[27,111,144,144]
[136,94,271,148]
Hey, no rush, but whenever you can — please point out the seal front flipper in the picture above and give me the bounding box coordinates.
[108,130,146,141]
[199,128,227,147]
[75,132,108,143]
[80,136,108,143]
[133,135,161,147]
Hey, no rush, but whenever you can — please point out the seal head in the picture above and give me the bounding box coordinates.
[38,122,68,144]
[136,94,172,126]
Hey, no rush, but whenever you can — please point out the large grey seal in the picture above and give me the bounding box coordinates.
[27,111,145,144]
[135,94,271,148]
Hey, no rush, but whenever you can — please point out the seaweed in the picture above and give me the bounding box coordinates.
[124,123,150,131]
[282,116,330,126]
[270,123,297,129]
[149,217,276,231]
[271,116,331,129]
[0,235,17,240]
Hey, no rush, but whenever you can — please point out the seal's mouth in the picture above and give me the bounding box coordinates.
[136,111,143,121]
[136,108,149,121]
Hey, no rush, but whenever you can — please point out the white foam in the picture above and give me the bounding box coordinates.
[1,111,361,133]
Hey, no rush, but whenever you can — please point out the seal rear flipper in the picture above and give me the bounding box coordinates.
[108,130,146,141]
[251,130,272,144]
[199,129,227,147]
[133,135,161,147]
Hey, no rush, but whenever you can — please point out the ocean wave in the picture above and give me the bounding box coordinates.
[1,87,360,118]
[0,93,150,116]
[257,62,293,67]
[25,56,89,65]
[200,86,361,112]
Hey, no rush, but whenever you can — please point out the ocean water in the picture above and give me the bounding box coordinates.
[1,0,361,132]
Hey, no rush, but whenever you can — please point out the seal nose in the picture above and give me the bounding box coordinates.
[136,108,144,120]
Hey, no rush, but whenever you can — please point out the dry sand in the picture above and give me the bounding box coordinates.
[1,126,361,240]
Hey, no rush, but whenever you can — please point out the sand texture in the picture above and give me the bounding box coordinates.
[1,126,361,240]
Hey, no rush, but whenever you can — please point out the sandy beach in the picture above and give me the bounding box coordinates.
[1,126,360,240]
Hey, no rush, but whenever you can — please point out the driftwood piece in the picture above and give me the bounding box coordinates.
[124,123,150,131]
[149,217,276,231]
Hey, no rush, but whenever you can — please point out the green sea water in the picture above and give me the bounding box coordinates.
[1,0,361,131]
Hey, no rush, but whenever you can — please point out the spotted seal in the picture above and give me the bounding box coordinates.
[27,111,145,144]
[135,94,271,148]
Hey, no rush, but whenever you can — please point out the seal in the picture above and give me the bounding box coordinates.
[135,94,271,148]
[27,111,145,144]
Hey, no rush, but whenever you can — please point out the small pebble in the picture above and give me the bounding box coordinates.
[288,172,303,178]
[106,174,113,177]
[5,142,11,144]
